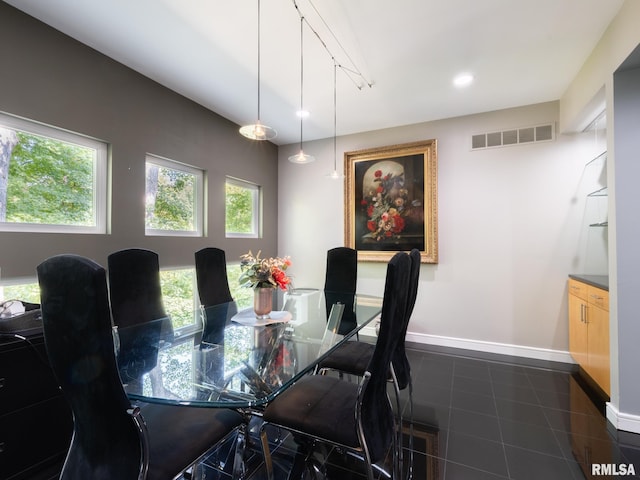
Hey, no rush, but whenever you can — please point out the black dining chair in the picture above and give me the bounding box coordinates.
[324,247,358,336]
[259,251,411,480]
[317,248,421,478]
[107,248,173,394]
[195,247,234,307]
[194,247,238,344]
[37,254,244,480]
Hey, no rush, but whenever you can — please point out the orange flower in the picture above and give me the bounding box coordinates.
[272,268,291,290]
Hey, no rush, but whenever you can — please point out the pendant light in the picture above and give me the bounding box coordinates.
[327,59,343,178]
[239,0,276,141]
[288,15,315,164]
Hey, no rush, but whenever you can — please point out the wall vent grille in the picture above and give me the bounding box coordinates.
[471,123,555,150]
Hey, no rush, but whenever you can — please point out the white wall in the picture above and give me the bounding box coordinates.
[279,101,598,361]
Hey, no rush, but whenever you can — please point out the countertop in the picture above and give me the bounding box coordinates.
[568,274,609,291]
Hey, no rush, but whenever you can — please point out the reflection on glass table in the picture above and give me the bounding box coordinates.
[117,289,383,409]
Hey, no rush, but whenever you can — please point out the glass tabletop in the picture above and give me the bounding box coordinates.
[116,289,382,408]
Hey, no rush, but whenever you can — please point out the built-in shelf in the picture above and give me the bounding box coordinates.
[588,186,608,197]
[585,150,607,167]
[586,151,607,228]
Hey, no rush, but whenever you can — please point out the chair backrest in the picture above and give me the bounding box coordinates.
[195,248,237,344]
[323,247,357,335]
[360,251,411,462]
[107,248,168,326]
[195,247,233,307]
[107,248,171,384]
[392,248,421,390]
[37,254,144,479]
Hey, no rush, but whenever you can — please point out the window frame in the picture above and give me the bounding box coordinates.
[0,111,108,234]
[145,154,205,237]
[225,176,261,239]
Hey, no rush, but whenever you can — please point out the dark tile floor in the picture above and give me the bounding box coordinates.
[198,344,640,480]
[31,344,640,479]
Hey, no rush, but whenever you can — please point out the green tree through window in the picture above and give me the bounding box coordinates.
[1,130,96,226]
[145,155,203,236]
[225,178,259,237]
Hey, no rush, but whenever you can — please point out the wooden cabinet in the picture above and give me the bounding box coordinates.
[568,278,610,395]
[570,375,613,479]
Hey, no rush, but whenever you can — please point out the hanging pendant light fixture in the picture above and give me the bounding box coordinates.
[327,59,343,179]
[288,15,315,164]
[240,0,276,141]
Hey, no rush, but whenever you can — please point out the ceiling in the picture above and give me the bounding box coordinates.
[5,0,625,146]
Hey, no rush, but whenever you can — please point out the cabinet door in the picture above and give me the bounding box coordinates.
[569,293,588,367]
[587,304,610,395]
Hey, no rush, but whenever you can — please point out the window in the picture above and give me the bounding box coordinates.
[226,263,252,309]
[159,267,199,331]
[225,177,260,238]
[145,155,204,236]
[0,280,40,305]
[0,112,108,233]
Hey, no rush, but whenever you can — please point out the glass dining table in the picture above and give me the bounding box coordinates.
[116,289,383,410]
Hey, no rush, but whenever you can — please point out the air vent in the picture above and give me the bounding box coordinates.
[471,123,555,150]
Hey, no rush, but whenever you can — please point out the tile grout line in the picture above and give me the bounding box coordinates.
[526,370,590,480]
[488,365,513,480]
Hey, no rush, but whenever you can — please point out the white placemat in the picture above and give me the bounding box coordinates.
[231,308,292,326]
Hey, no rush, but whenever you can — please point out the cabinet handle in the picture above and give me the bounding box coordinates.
[590,294,603,300]
[0,377,4,389]
[580,304,589,324]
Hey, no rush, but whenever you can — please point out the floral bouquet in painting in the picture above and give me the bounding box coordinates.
[239,250,292,290]
[361,169,410,241]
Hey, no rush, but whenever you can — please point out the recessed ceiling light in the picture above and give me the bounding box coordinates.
[296,110,310,118]
[453,73,474,88]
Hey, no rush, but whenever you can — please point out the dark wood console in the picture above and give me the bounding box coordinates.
[1,327,72,479]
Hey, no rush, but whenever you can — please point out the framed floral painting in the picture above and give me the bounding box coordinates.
[344,139,438,263]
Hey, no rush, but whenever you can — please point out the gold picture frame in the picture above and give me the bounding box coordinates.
[344,140,438,263]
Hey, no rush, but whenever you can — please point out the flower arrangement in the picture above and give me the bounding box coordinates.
[239,250,292,290]
[361,169,410,241]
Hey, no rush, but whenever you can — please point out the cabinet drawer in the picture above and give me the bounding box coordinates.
[0,338,61,416]
[0,395,72,479]
[587,286,609,311]
[568,279,588,301]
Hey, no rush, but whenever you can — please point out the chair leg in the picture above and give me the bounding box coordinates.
[232,422,248,480]
[406,379,414,480]
[390,367,403,479]
[259,424,274,480]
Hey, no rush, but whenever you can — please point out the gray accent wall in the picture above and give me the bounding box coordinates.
[0,2,278,279]
[613,53,640,418]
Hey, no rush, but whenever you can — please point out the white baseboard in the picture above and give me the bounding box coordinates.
[606,403,640,435]
[404,331,575,364]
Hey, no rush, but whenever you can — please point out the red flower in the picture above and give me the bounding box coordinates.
[360,198,368,205]
[374,170,382,178]
[367,205,374,217]
[367,220,376,232]
[392,214,405,233]
[385,231,392,237]
[272,268,291,290]
[376,185,384,193]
